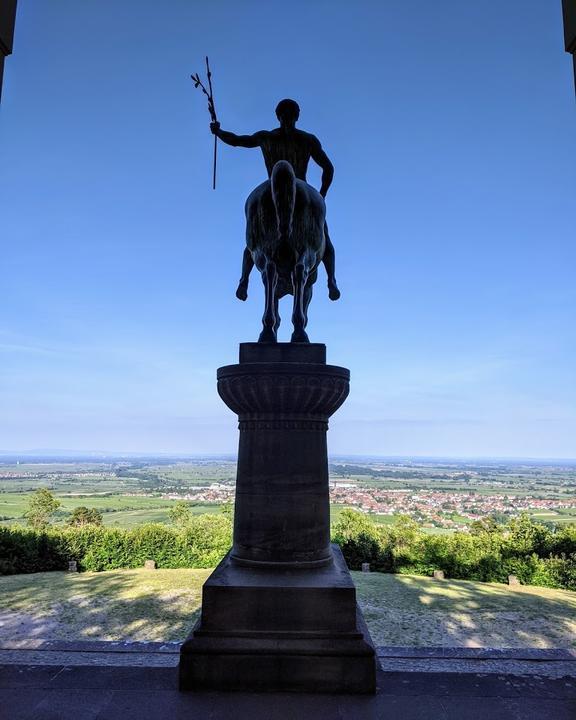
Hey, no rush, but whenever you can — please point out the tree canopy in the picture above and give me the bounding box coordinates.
[67,506,103,527]
[25,488,61,529]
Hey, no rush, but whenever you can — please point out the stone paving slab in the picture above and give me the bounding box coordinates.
[376,645,576,660]
[26,688,116,720]
[3,639,576,660]
[378,671,576,699]
[1,638,575,720]
[0,639,181,654]
[1,650,575,678]
[1,665,575,720]
[378,657,576,678]
[0,664,175,691]
[2,641,576,678]
[0,639,181,667]
[0,650,179,666]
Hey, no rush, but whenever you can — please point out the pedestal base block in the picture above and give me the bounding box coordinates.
[180,344,375,693]
[179,545,377,693]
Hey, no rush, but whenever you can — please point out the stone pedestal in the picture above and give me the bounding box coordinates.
[179,343,377,693]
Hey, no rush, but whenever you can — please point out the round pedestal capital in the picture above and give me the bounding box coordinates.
[217,362,350,423]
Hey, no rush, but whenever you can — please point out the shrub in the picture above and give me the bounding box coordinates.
[168,500,192,527]
[504,514,553,557]
[532,554,576,591]
[331,509,392,570]
[417,532,505,582]
[82,528,133,571]
[0,514,233,575]
[0,526,68,574]
[548,525,576,557]
[179,514,233,568]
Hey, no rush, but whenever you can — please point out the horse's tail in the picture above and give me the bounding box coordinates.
[271,160,296,242]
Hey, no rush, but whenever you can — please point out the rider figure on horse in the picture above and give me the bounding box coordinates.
[210,98,340,302]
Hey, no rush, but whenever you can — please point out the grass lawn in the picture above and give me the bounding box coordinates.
[356,572,576,648]
[0,569,211,642]
[0,569,574,649]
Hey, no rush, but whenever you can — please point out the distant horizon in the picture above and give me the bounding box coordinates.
[1,450,575,465]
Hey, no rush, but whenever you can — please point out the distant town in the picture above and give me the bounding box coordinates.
[1,455,575,532]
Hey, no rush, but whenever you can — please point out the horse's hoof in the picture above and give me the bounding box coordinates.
[291,330,310,343]
[258,328,277,343]
[328,283,341,301]
[236,284,248,301]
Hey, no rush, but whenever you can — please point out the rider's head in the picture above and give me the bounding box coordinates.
[275,99,300,129]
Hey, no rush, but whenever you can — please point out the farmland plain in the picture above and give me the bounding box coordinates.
[1,455,575,531]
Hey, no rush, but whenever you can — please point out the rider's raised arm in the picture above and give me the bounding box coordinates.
[310,136,334,198]
[210,124,267,148]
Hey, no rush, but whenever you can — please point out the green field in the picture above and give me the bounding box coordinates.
[0,461,237,496]
[0,492,173,519]
[0,492,224,528]
[100,504,223,528]
[0,569,574,648]
[532,509,576,525]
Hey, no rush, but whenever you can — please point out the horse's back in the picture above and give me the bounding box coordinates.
[245,176,326,256]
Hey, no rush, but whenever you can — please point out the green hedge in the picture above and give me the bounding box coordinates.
[330,510,576,591]
[0,514,232,574]
[2,510,575,592]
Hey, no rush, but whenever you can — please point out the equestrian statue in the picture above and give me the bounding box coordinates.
[210,99,340,343]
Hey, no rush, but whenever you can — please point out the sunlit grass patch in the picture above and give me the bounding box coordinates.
[0,569,574,648]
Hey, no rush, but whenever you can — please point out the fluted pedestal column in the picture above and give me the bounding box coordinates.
[179,343,377,693]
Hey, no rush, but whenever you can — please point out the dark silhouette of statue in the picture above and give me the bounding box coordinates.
[211,99,340,343]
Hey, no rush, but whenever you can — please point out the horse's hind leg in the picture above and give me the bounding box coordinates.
[302,282,313,329]
[291,252,313,343]
[322,223,340,301]
[273,294,281,334]
[254,250,278,343]
[236,247,253,301]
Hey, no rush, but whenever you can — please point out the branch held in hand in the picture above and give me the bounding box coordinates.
[191,56,218,189]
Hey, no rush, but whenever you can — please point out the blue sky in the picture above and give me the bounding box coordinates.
[0,1,575,458]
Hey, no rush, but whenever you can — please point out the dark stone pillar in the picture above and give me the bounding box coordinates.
[219,343,348,568]
[179,343,377,693]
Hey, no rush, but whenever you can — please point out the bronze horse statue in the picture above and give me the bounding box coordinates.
[210,99,339,342]
[245,160,326,343]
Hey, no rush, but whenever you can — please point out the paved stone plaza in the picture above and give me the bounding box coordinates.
[1,643,575,719]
